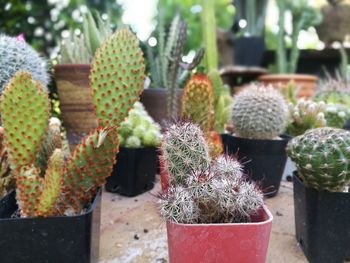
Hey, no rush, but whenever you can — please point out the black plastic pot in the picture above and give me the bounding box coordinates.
[0,190,101,263]
[106,146,157,197]
[293,173,350,263]
[221,134,289,197]
[234,36,265,67]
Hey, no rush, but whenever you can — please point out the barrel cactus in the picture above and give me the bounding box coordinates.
[0,34,49,93]
[232,84,288,139]
[287,127,350,192]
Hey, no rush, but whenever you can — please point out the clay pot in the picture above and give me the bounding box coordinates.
[166,205,273,263]
[54,64,97,148]
[258,74,318,98]
[140,88,183,128]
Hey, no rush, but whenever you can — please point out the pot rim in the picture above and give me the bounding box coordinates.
[222,133,290,143]
[258,73,317,81]
[166,205,273,227]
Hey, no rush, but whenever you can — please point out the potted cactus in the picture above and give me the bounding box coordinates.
[222,84,289,197]
[159,122,272,263]
[287,127,350,263]
[0,27,145,262]
[54,10,112,148]
[106,102,162,196]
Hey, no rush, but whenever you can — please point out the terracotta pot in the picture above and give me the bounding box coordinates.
[166,205,273,263]
[140,88,183,128]
[258,74,318,98]
[54,64,97,147]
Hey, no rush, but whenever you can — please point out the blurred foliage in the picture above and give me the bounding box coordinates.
[156,0,235,53]
[0,0,122,56]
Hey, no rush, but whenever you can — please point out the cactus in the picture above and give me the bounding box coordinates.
[181,73,214,133]
[232,84,288,139]
[0,28,145,217]
[287,127,350,192]
[314,78,350,107]
[0,127,13,198]
[286,99,327,136]
[161,122,211,185]
[0,34,49,93]
[90,28,145,127]
[324,103,350,128]
[159,128,263,224]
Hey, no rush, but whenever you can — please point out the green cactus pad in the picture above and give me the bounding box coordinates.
[90,28,145,128]
[181,73,214,133]
[287,127,350,192]
[36,149,64,217]
[62,127,119,212]
[0,71,50,168]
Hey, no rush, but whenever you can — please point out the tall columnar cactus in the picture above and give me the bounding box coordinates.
[181,73,214,133]
[287,99,327,136]
[161,122,211,185]
[90,28,145,127]
[232,84,288,139]
[287,127,350,192]
[0,35,49,93]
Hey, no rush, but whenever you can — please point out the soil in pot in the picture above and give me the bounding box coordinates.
[293,173,350,263]
[0,190,101,263]
[221,134,289,197]
[54,64,98,148]
[105,147,158,197]
[258,74,318,98]
[166,205,273,263]
[140,88,183,128]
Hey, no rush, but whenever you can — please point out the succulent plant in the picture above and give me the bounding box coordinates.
[159,123,263,224]
[0,28,145,217]
[287,127,350,192]
[314,78,350,107]
[118,102,161,148]
[231,84,288,140]
[0,34,49,93]
[161,122,211,185]
[324,103,350,128]
[59,10,112,64]
[0,127,13,198]
[287,99,327,136]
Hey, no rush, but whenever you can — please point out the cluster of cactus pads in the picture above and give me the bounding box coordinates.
[232,84,288,140]
[1,28,145,217]
[159,122,263,224]
[181,73,223,157]
[287,127,350,192]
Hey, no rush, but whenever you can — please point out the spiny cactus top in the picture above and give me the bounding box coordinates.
[287,127,350,192]
[232,84,288,140]
[90,28,145,128]
[0,34,49,93]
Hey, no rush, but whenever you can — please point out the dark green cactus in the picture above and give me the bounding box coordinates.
[287,127,350,192]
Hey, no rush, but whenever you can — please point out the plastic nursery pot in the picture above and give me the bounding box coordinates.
[166,205,273,263]
[54,64,98,149]
[105,146,157,197]
[221,134,289,197]
[293,173,350,263]
[0,190,102,263]
[258,74,318,99]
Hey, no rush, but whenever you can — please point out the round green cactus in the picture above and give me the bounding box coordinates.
[324,103,350,128]
[287,127,350,192]
[232,84,288,139]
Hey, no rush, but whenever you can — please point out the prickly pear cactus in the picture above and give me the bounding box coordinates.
[161,122,211,185]
[0,70,50,168]
[232,84,288,139]
[181,73,214,133]
[0,34,49,93]
[287,127,350,192]
[90,28,145,127]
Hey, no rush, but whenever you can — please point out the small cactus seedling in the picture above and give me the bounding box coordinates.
[159,122,263,224]
[324,103,350,128]
[287,127,350,192]
[287,99,327,136]
[232,84,288,139]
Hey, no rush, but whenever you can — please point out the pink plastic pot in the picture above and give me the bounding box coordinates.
[166,205,273,263]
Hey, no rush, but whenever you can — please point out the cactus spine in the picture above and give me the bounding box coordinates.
[287,127,350,192]
[232,84,288,139]
[0,35,49,93]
